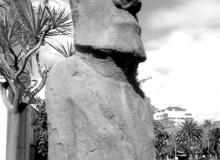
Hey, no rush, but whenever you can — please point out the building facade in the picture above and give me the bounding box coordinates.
[214,120,220,128]
[154,106,193,126]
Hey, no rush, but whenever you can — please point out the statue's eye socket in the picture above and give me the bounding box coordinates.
[120,0,128,5]
[113,0,122,9]
[113,0,141,15]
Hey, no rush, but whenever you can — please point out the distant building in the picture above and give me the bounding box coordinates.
[214,120,220,128]
[154,105,193,126]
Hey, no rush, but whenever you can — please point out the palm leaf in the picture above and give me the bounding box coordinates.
[176,120,203,153]
[11,0,48,42]
[0,14,21,51]
[35,5,48,36]
[11,0,72,42]
[1,0,14,7]
[18,55,39,85]
[46,41,74,58]
[11,0,36,36]
[0,2,7,10]
[46,7,73,36]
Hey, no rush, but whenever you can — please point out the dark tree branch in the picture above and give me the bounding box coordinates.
[30,71,47,98]
[17,48,27,59]
[13,30,47,80]
[36,52,44,77]
[22,71,47,104]
[9,47,19,70]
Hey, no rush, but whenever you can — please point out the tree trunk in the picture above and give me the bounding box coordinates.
[6,86,25,160]
[6,110,20,160]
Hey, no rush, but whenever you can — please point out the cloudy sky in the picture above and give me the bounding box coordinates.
[138,0,220,121]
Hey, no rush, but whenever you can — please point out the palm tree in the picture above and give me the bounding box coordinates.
[201,119,214,158]
[175,119,203,159]
[208,128,220,157]
[203,119,214,130]
[0,1,72,160]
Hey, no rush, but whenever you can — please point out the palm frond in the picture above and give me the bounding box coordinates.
[1,0,14,7]
[46,7,73,36]
[0,14,21,51]
[18,55,39,86]
[176,120,203,151]
[11,1,48,42]
[11,0,72,42]
[35,5,48,35]
[0,2,7,10]
[11,0,36,37]
[46,41,74,58]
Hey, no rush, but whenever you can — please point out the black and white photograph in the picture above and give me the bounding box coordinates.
[0,0,220,160]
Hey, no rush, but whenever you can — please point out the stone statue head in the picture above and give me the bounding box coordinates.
[69,0,146,61]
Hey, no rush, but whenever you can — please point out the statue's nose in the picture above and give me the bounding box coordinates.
[113,0,142,15]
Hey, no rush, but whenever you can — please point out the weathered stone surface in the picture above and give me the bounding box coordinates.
[46,53,155,160]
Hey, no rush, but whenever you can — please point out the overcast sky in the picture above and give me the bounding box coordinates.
[138,0,220,121]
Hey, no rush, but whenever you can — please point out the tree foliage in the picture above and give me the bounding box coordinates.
[208,128,220,156]
[154,120,171,159]
[0,1,72,160]
[32,98,48,160]
[175,120,203,158]
[0,0,72,110]
[153,109,220,160]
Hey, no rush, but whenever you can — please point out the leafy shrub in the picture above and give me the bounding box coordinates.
[31,99,48,159]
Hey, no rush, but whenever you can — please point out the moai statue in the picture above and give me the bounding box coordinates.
[46,0,155,160]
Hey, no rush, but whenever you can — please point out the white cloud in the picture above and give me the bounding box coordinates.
[139,0,220,121]
[147,0,220,29]
[139,28,220,121]
[32,0,70,10]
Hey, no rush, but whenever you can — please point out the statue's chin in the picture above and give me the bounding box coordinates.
[92,43,146,62]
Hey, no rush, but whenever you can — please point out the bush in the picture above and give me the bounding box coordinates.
[31,99,48,160]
